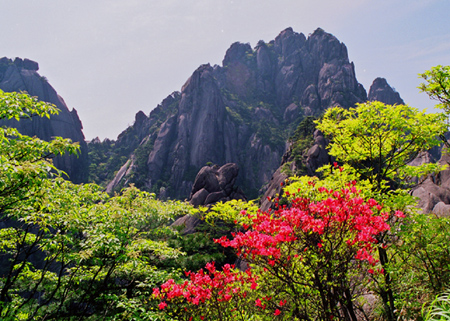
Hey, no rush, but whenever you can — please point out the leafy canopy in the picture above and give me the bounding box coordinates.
[0,89,196,320]
[316,101,447,191]
[419,65,450,114]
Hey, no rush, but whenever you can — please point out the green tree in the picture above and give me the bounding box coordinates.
[315,101,448,320]
[0,90,194,320]
[419,65,450,147]
[419,65,450,114]
[316,101,446,192]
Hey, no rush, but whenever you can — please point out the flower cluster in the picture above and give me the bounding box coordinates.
[155,180,400,319]
[216,186,391,266]
[153,262,256,318]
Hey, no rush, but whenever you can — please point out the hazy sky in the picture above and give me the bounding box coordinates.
[1,0,449,140]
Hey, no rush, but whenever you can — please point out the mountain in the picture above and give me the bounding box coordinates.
[0,57,88,183]
[368,77,404,105]
[96,27,393,199]
[260,78,406,211]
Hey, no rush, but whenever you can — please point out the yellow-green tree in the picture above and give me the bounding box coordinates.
[316,101,447,192]
[316,101,447,320]
[0,90,193,320]
[419,65,450,113]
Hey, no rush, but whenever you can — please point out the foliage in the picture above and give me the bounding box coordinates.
[87,138,123,186]
[0,179,194,320]
[390,213,450,319]
[316,101,447,192]
[422,290,450,321]
[0,89,59,121]
[419,65,450,114]
[155,177,394,320]
[0,91,79,214]
[0,90,196,320]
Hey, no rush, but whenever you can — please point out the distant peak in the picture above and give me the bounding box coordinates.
[368,77,404,105]
[223,42,252,67]
[135,110,147,124]
[14,57,39,71]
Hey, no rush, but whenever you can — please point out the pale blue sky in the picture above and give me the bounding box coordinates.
[1,0,449,140]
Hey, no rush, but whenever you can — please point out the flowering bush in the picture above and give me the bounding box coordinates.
[153,262,259,320]
[216,183,391,319]
[155,180,394,320]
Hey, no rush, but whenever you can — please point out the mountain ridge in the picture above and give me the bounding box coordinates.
[100,27,388,199]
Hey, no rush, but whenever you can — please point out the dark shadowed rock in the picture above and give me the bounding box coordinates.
[204,191,227,205]
[191,166,221,196]
[306,130,334,176]
[190,188,209,207]
[368,78,404,105]
[223,42,253,67]
[105,28,390,199]
[0,57,88,183]
[218,163,239,193]
[189,164,245,206]
[172,163,246,234]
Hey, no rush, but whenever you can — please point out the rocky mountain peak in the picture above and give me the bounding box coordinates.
[103,28,384,200]
[274,27,306,57]
[0,56,88,183]
[223,42,253,67]
[14,57,39,71]
[368,77,404,105]
[134,110,148,125]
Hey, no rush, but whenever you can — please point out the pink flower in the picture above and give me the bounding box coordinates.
[274,309,281,316]
[158,302,167,310]
[395,210,405,218]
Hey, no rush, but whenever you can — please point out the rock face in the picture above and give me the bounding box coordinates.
[0,57,88,183]
[260,75,406,210]
[368,78,404,105]
[172,163,246,234]
[189,163,246,206]
[107,28,370,199]
[412,149,450,217]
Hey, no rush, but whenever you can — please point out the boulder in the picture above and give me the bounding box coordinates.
[189,163,244,206]
[173,163,246,234]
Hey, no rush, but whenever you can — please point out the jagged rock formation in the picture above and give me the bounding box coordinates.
[189,163,246,206]
[368,78,404,105]
[0,57,88,183]
[106,27,370,199]
[412,147,450,217]
[172,163,246,234]
[260,77,405,211]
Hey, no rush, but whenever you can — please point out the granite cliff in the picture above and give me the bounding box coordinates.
[260,78,406,211]
[101,28,395,199]
[0,57,88,183]
[103,28,377,199]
